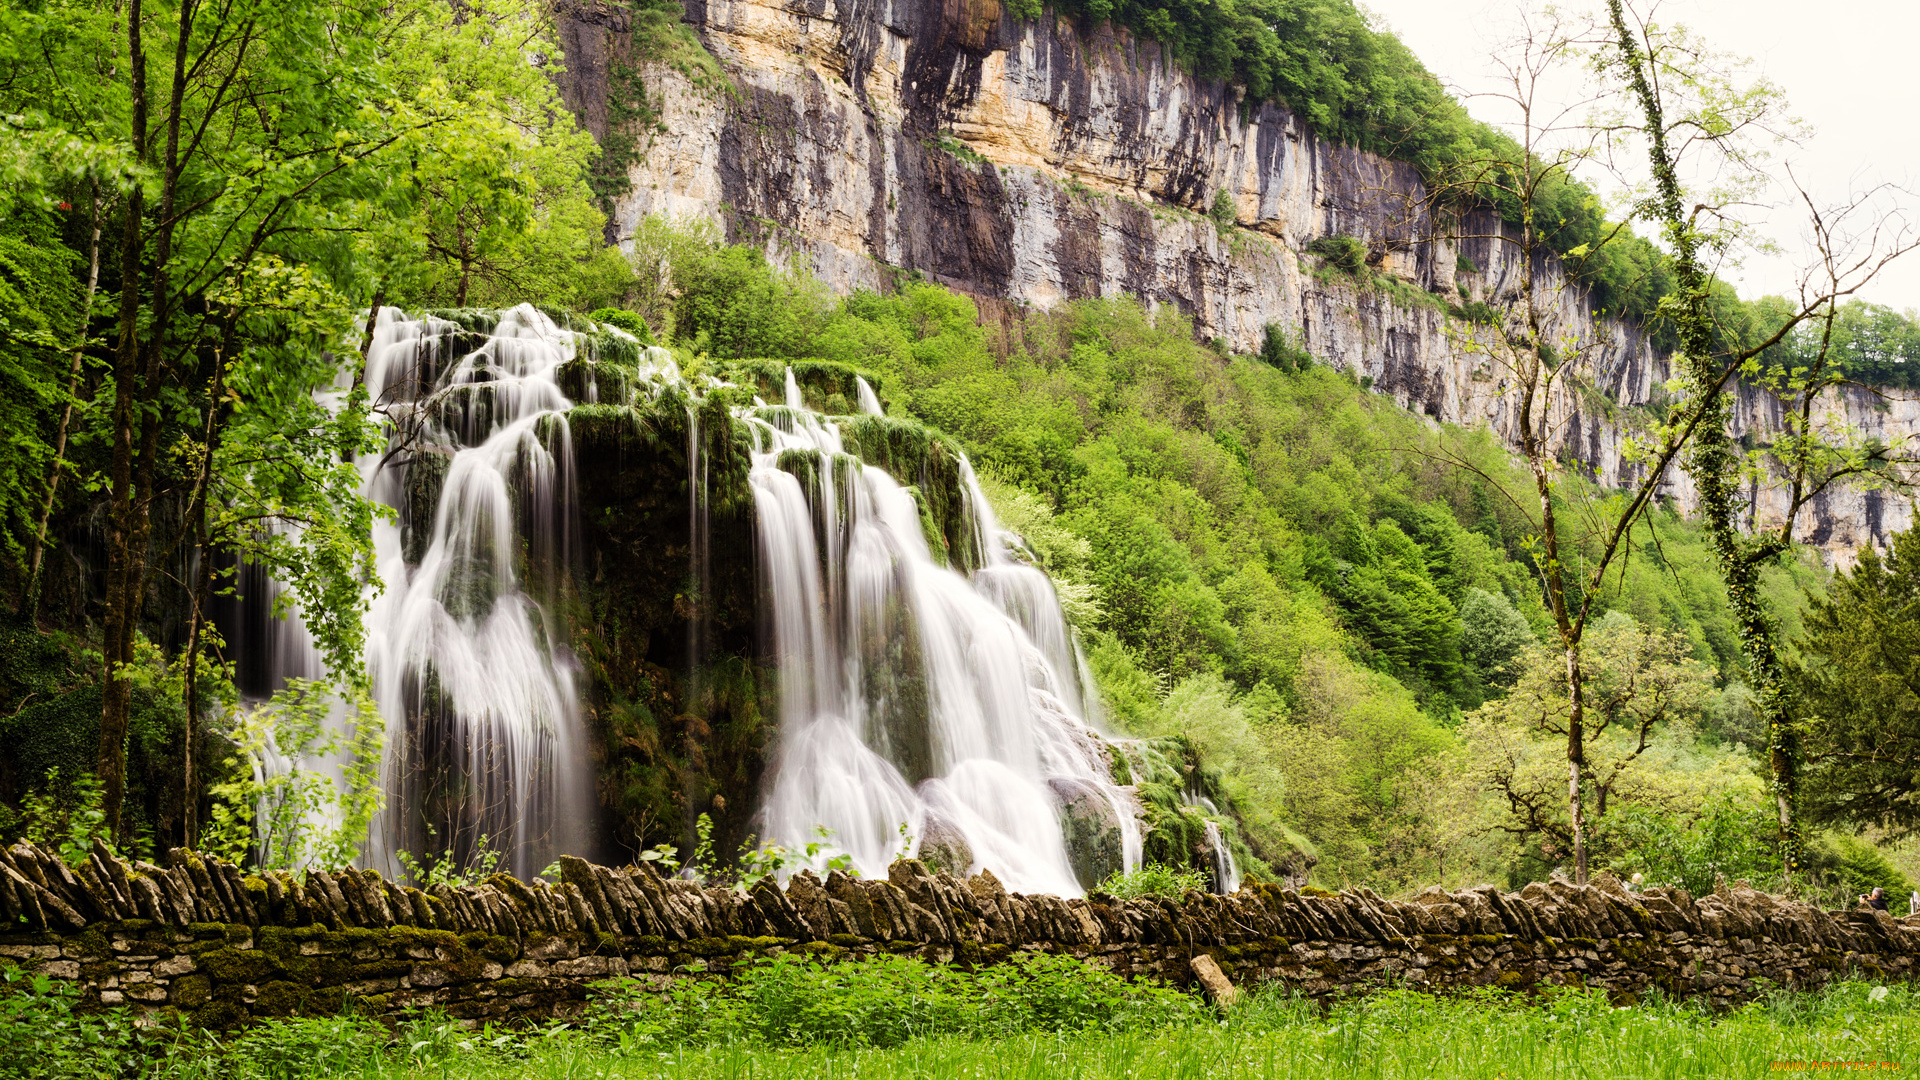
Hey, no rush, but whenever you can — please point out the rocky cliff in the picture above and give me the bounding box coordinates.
[551,0,1915,562]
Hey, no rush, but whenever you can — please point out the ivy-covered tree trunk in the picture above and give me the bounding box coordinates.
[1606,0,1803,873]
[97,0,150,844]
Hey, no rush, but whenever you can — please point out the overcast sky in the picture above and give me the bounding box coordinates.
[1361,0,1920,309]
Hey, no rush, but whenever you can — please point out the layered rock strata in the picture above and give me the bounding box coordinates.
[551,0,1917,560]
[4,840,1914,1026]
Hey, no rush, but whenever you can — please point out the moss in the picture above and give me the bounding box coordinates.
[479,936,518,963]
[71,928,110,960]
[188,922,228,939]
[170,974,212,1008]
[684,937,742,958]
[190,1000,247,1029]
[725,935,784,952]
[1468,934,1502,946]
[197,947,280,985]
[253,980,309,1017]
[826,934,869,949]
[1494,969,1531,990]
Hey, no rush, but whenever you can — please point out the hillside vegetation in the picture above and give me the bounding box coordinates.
[623,227,1880,893]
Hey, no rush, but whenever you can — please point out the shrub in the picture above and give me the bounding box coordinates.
[1259,323,1313,372]
[1307,235,1368,278]
[0,967,141,1079]
[1209,189,1236,233]
[588,307,655,344]
[1096,862,1211,899]
[589,952,1203,1048]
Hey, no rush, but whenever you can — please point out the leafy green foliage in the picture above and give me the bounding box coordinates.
[1257,323,1312,373]
[201,681,383,871]
[1306,235,1369,279]
[589,307,656,345]
[1790,528,1920,834]
[1807,832,1916,903]
[1596,790,1779,897]
[592,952,1204,1048]
[1094,862,1210,898]
[1458,588,1534,690]
[1208,190,1236,234]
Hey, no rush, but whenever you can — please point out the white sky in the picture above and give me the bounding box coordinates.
[1361,0,1920,310]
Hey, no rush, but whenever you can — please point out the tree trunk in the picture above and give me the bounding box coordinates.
[181,328,229,850]
[24,179,103,620]
[99,0,150,844]
[1565,643,1590,884]
[1606,0,1802,875]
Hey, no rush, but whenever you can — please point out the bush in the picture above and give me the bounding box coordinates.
[1096,862,1212,899]
[1307,235,1368,278]
[588,307,655,344]
[1807,833,1916,903]
[1598,791,1778,896]
[0,967,141,1079]
[590,952,1204,1048]
[1210,189,1236,233]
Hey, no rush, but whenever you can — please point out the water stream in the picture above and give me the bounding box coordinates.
[245,309,1145,893]
[357,305,596,880]
[743,378,1139,895]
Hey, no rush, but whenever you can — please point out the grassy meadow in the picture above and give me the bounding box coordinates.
[6,954,1911,1079]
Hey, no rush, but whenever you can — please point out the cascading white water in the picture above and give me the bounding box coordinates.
[247,315,1153,892]
[357,305,599,879]
[747,370,1140,895]
[1189,795,1241,895]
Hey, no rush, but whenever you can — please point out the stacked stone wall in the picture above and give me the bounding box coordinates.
[1,841,1914,1027]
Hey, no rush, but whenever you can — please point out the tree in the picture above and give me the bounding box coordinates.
[1789,529,1920,834]
[2,0,621,847]
[1459,587,1534,689]
[1406,10,1736,882]
[1466,612,1713,863]
[1601,0,1920,873]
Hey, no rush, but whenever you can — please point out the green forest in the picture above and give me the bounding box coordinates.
[4,0,1920,1071]
[4,0,1919,900]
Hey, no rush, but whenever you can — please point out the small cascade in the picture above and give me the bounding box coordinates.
[748,368,1139,894]
[1190,796,1241,895]
[358,305,598,879]
[856,376,885,416]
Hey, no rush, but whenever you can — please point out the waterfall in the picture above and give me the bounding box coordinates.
[358,305,597,880]
[239,312,1147,894]
[748,369,1139,895]
[1190,796,1241,895]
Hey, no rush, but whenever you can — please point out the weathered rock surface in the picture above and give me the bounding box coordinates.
[550,0,1916,562]
[5,842,1915,1027]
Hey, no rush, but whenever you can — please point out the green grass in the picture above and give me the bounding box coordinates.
[74,980,1918,1079]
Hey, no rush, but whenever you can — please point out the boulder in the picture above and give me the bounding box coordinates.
[1046,777,1128,891]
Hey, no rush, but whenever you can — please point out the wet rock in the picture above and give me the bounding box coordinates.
[916,815,973,878]
[1047,777,1127,892]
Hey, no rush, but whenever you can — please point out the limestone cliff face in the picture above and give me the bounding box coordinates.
[552,0,1915,563]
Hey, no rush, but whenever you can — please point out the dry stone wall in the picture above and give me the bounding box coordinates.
[2,840,1914,1027]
